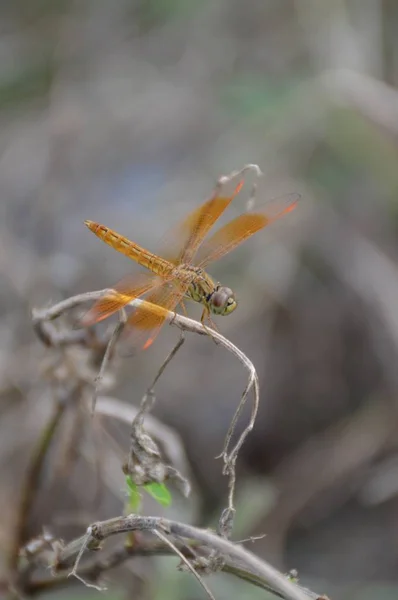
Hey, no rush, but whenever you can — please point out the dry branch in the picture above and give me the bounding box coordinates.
[57,514,317,600]
[20,164,329,600]
[33,289,260,524]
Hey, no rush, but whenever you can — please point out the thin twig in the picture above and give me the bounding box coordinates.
[123,332,188,491]
[153,529,216,600]
[217,163,263,190]
[151,331,185,391]
[68,527,104,591]
[33,320,93,347]
[118,332,187,490]
[134,331,185,424]
[91,308,127,413]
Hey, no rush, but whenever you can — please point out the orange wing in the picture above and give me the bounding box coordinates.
[121,280,188,350]
[163,180,244,265]
[81,272,161,326]
[196,193,300,268]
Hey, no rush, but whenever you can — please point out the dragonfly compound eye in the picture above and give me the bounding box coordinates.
[210,287,237,315]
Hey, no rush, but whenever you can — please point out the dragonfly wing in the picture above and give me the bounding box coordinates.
[196,193,300,268]
[161,180,244,265]
[81,272,161,326]
[122,280,189,351]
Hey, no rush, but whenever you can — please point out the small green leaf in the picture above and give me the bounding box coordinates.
[143,482,172,507]
[125,476,142,511]
[125,475,136,492]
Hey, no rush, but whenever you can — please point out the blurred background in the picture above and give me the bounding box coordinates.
[2,1,398,599]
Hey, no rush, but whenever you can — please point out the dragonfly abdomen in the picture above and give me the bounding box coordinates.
[84,220,172,276]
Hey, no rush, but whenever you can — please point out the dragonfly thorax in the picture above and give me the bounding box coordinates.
[177,264,237,316]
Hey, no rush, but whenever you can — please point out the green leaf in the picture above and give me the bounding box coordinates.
[143,482,172,507]
[125,475,135,492]
[125,476,142,512]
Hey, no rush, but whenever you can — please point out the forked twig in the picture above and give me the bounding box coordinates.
[33,290,259,530]
[27,535,326,599]
[58,515,314,600]
[68,527,104,591]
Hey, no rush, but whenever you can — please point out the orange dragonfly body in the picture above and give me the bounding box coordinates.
[83,181,299,349]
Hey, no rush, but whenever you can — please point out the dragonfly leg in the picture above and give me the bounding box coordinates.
[180,300,188,318]
[200,307,208,327]
[208,315,220,333]
[169,300,186,329]
[200,308,220,345]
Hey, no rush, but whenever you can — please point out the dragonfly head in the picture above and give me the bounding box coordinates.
[209,286,237,316]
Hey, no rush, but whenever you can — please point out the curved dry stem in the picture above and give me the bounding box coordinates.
[27,541,326,600]
[217,163,263,188]
[33,289,260,525]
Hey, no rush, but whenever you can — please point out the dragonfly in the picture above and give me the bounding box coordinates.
[83,181,299,350]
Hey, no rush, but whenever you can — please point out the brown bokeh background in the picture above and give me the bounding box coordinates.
[2,2,398,599]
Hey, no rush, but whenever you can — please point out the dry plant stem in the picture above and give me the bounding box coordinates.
[89,405,110,510]
[68,529,104,592]
[124,302,259,474]
[8,396,67,574]
[126,301,259,524]
[125,332,188,492]
[153,529,216,600]
[52,399,85,482]
[33,321,92,347]
[148,331,185,393]
[32,290,113,323]
[91,308,127,413]
[123,332,190,488]
[175,322,254,457]
[217,163,263,191]
[134,331,185,423]
[222,565,325,600]
[60,515,313,600]
[214,163,263,232]
[26,538,326,599]
[95,395,191,476]
[33,289,259,520]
